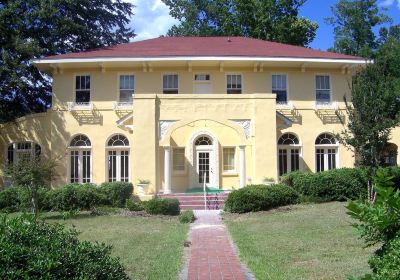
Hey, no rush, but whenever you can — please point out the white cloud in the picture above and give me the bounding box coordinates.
[128,0,179,41]
[379,0,400,8]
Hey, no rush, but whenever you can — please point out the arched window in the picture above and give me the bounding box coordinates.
[315,133,338,172]
[195,136,212,146]
[278,133,301,176]
[106,134,130,182]
[69,134,92,183]
[380,143,398,166]
[6,142,41,165]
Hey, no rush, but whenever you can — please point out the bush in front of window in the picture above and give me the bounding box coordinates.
[99,182,133,208]
[48,183,104,211]
[280,168,369,202]
[224,184,300,213]
[0,187,51,213]
[0,214,129,280]
[143,198,180,216]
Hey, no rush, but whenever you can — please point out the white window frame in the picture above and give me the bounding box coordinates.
[172,147,186,174]
[272,73,289,104]
[226,73,243,94]
[315,74,332,104]
[162,73,179,94]
[314,133,340,172]
[277,133,302,176]
[117,73,135,103]
[68,135,92,184]
[6,142,41,165]
[222,147,236,174]
[105,134,131,182]
[74,74,91,104]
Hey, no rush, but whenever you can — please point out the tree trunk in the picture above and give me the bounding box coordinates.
[30,186,39,216]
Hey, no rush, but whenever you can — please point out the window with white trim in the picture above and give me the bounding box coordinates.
[272,74,288,103]
[6,142,41,165]
[75,75,91,103]
[223,147,235,172]
[315,133,338,172]
[227,74,242,94]
[69,135,92,183]
[119,75,134,103]
[278,133,301,176]
[163,74,178,94]
[173,148,185,171]
[107,134,130,182]
[315,75,331,104]
[194,74,210,81]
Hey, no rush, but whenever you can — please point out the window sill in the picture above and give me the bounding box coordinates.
[222,171,238,177]
[172,171,187,176]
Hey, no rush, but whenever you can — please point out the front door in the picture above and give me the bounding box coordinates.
[196,150,213,187]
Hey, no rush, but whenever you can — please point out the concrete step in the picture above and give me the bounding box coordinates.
[180,204,224,210]
[158,192,229,210]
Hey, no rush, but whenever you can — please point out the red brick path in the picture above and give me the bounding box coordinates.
[187,210,248,280]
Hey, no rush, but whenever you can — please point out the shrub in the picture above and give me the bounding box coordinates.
[0,214,129,280]
[48,183,103,211]
[179,210,195,223]
[100,182,133,207]
[224,184,299,213]
[143,198,180,215]
[125,196,143,211]
[280,168,368,201]
[0,187,20,213]
[17,187,52,211]
[368,235,400,280]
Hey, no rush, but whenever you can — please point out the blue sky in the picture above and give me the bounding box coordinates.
[129,0,400,50]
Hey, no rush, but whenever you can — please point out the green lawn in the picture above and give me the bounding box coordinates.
[224,202,374,280]
[45,213,189,280]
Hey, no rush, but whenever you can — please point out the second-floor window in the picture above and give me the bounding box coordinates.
[227,74,242,94]
[119,75,135,102]
[75,75,90,103]
[272,74,287,103]
[163,74,178,94]
[316,75,331,104]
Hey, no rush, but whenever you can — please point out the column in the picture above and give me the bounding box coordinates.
[164,146,171,194]
[239,145,246,188]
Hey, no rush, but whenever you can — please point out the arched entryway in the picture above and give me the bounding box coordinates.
[189,131,220,189]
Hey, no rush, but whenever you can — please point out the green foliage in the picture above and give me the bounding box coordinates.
[368,235,400,280]
[347,171,400,245]
[281,168,368,201]
[224,184,299,213]
[48,183,103,211]
[0,188,20,213]
[0,214,129,280]
[162,0,318,46]
[0,0,135,122]
[179,210,195,223]
[143,198,180,216]
[99,182,133,207]
[347,171,400,279]
[125,196,144,212]
[337,39,400,172]
[326,0,390,57]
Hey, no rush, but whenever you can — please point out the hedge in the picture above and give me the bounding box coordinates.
[0,214,129,280]
[143,198,180,215]
[224,184,300,213]
[99,182,133,207]
[280,168,369,201]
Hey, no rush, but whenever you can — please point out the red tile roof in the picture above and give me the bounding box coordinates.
[44,36,362,60]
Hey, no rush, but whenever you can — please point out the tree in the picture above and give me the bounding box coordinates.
[5,156,57,215]
[0,0,135,123]
[162,0,318,46]
[337,39,400,200]
[326,0,391,58]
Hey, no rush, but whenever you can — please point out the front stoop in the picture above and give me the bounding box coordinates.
[158,192,229,210]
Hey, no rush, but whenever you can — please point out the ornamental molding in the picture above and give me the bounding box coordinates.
[159,120,177,140]
[230,119,251,138]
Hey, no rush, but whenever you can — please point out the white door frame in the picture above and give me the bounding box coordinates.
[195,147,215,188]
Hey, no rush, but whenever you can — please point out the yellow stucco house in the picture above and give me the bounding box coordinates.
[0,37,399,197]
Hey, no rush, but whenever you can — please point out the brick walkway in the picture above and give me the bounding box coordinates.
[186,210,250,280]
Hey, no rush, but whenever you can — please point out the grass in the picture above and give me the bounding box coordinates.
[44,212,189,280]
[224,202,374,280]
